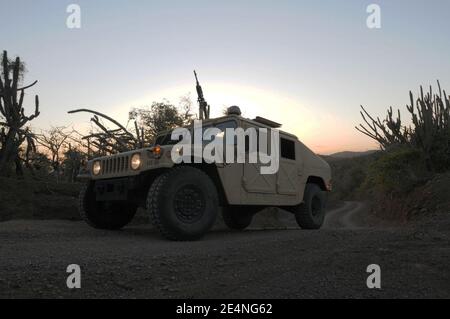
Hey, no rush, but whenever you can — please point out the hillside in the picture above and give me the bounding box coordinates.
[321,151,381,200]
[328,150,378,159]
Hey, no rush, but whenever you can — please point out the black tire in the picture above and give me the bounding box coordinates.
[79,182,137,230]
[147,166,218,241]
[222,206,257,230]
[294,183,327,229]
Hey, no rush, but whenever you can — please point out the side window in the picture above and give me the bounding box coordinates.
[280,138,295,160]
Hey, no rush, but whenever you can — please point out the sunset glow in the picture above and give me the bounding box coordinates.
[107,82,377,154]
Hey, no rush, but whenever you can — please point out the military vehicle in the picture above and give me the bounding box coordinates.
[78,72,332,240]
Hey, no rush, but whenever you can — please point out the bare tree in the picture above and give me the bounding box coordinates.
[69,95,194,155]
[68,109,141,155]
[35,126,73,180]
[62,143,87,183]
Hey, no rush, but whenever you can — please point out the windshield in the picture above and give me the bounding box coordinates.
[154,120,237,145]
[155,133,180,145]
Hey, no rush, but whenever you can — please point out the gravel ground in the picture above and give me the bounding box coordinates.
[0,203,449,299]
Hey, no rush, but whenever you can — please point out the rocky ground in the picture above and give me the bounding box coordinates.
[0,201,449,299]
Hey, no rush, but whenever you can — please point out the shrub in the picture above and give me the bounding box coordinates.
[361,147,430,194]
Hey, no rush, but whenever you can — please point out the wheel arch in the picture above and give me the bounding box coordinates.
[176,162,228,206]
[138,163,227,206]
[306,175,327,191]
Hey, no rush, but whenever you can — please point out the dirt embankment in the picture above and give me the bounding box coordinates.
[368,172,450,224]
[0,178,81,222]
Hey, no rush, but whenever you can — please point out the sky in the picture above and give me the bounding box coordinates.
[2,0,450,154]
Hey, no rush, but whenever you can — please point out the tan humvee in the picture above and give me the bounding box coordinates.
[78,108,332,241]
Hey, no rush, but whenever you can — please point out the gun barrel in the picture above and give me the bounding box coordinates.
[193,70,210,120]
[194,70,199,83]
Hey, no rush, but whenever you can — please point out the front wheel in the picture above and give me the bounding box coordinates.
[79,183,137,230]
[294,183,327,229]
[147,166,219,241]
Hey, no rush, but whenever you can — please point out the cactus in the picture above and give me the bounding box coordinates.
[0,51,40,176]
[356,81,450,172]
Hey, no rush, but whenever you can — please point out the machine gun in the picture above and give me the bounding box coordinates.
[194,70,210,120]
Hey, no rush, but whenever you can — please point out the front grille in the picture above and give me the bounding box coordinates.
[101,155,129,175]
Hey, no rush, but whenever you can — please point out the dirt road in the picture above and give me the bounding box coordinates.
[323,201,367,229]
[0,203,449,298]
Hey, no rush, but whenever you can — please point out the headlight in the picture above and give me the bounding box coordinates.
[130,153,141,170]
[92,161,101,175]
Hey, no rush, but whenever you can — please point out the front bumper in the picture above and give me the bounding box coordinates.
[94,177,137,201]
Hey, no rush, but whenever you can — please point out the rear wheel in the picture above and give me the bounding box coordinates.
[79,182,137,230]
[147,166,218,241]
[294,183,326,229]
[222,206,258,230]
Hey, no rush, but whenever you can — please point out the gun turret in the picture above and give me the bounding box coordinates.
[194,70,210,120]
